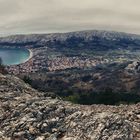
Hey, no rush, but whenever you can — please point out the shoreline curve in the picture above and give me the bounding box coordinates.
[22,49,33,64]
[27,49,33,61]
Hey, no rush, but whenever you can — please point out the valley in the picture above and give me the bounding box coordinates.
[1,30,140,105]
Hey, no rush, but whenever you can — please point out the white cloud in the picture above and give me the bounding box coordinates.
[0,0,140,35]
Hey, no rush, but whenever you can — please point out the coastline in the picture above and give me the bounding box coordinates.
[20,49,33,65]
[1,48,34,66]
[27,49,33,61]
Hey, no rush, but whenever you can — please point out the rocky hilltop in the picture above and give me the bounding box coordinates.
[0,73,140,140]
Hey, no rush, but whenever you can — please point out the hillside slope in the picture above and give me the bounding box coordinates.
[0,73,140,140]
[1,30,140,50]
[0,30,140,43]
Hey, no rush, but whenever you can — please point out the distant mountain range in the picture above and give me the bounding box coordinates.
[1,30,140,50]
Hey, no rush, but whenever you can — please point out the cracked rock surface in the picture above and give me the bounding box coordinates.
[0,74,140,140]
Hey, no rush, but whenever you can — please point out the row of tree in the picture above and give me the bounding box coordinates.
[22,74,140,105]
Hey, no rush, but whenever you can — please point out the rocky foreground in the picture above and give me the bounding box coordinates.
[0,74,140,140]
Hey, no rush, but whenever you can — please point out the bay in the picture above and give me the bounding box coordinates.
[0,48,30,65]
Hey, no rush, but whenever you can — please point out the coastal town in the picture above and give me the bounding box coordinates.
[3,30,140,75]
[7,53,107,74]
[5,48,130,74]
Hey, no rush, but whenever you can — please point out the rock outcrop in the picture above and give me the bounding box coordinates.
[125,61,140,74]
[0,74,140,140]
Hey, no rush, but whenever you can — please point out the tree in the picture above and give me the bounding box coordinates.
[0,57,7,74]
[0,57,2,66]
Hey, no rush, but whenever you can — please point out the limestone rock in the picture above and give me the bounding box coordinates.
[0,74,140,140]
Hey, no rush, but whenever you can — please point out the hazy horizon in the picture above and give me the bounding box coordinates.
[1,0,140,36]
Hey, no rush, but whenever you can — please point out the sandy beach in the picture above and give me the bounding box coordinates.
[21,49,33,64]
[28,49,33,60]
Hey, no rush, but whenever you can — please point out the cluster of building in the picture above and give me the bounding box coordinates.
[47,56,104,71]
[7,54,108,74]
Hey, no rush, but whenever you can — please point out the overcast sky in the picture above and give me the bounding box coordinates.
[0,0,140,35]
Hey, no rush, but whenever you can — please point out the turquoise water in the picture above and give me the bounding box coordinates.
[0,48,30,65]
